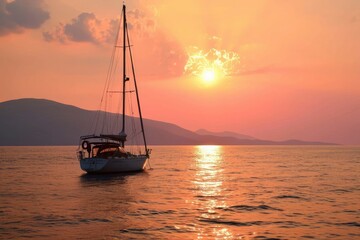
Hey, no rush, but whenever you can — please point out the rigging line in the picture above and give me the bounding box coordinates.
[112,94,119,134]
[125,92,133,151]
[116,93,122,133]
[129,92,142,153]
[108,94,112,133]
[101,93,108,133]
[127,92,133,126]
[129,92,139,149]
[127,70,140,153]
[94,10,123,135]
[104,11,124,134]
[113,52,122,132]
[126,72,136,148]
[126,22,149,156]
[109,94,114,133]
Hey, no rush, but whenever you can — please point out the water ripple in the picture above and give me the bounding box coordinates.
[199,218,267,226]
[219,204,283,212]
[273,195,306,200]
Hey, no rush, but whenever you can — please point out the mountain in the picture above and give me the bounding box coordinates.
[0,98,334,146]
[196,129,255,140]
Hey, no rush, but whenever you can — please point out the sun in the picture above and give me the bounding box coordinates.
[184,47,241,86]
[202,68,216,84]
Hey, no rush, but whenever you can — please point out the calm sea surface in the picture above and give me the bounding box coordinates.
[0,146,359,239]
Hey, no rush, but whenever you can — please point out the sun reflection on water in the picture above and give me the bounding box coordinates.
[192,145,234,239]
[194,145,223,198]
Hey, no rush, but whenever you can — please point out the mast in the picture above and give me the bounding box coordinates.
[119,3,149,156]
[120,3,127,147]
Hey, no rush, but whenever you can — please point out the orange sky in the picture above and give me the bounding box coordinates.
[1,0,359,144]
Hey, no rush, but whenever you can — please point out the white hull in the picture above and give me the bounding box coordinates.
[80,155,148,173]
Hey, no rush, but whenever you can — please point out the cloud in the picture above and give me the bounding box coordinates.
[0,0,49,36]
[44,7,159,45]
[64,13,99,43]
[44,9,186,78]
[43,12,118,44]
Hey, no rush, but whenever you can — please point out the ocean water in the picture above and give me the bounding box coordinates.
[0,145,359,239]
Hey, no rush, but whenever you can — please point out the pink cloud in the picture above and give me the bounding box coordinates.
[0,0,49,36]
[44,9,187,78]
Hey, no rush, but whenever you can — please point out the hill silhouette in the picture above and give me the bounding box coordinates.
[0,99,334,146]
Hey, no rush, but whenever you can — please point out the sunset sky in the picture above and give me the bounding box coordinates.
[1,0,359,144]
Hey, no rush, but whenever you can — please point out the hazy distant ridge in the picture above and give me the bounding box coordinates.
[0,99,334,146]
[196,129,256,140]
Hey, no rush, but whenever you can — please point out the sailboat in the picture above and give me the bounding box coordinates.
[77,3,151,173]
